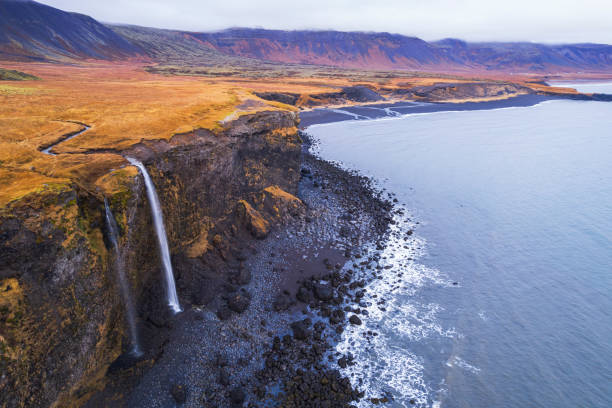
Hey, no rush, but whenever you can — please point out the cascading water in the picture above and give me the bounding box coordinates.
[104,199,143,357]
[126,157,182,313]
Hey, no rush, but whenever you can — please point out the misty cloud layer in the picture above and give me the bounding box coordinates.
[41,0,612,44]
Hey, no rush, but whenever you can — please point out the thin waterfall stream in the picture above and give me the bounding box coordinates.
[127,157,182,313]
[104,199,142,357]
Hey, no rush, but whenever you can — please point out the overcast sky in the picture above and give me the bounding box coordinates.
[40,0,612,44]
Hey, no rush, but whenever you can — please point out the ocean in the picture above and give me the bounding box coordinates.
[306,88,612,407]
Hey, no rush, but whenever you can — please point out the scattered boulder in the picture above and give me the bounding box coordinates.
[257,185,305,219]
[218,368,230,386]
[235,267,252,285]
[349,315,362,325]
[329,309,346,325]
[290,318,312,340]
[296,286,313,303]
[230,387,246,405]
[228,292,251,313]
[170,384,187,404]
[272,292,292,311]
[314,283,333,301]
[236,200,270,239]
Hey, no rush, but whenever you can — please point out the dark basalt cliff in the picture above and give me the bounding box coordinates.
[255,82,536,109]
[0,111,302,407]
[388,81,534,101]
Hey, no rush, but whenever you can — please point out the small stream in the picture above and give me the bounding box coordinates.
[41,122,91,155]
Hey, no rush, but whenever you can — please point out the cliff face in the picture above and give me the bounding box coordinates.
[255,82,535,109]
[120,111,302,322]
[389,82,534,101]
[0,111,301,407]
[0,185,122,408]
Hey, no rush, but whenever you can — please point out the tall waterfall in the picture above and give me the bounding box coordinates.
[127,157,182,313]
[104,199,143,356]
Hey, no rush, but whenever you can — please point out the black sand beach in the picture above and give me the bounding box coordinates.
[299,94,555,128]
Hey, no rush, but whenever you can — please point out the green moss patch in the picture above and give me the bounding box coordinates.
[0,68,40,81]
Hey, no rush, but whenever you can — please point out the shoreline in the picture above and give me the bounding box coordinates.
[88,92,569,407]
[299,91,612,407]
[299,94,556,129]
[86,129,396,407]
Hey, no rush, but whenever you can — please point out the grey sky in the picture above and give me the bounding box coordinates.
[40,0,612,44]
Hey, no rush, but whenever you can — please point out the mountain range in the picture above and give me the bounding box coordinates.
[1,0,612,74]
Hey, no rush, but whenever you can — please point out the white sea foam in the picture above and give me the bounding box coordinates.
[384,107,402,117]
[335,209,454,407]
[386,302,456,342]
[330,108,370,120]
[446,356,481,375]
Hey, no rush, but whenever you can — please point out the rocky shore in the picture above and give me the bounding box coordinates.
[0,99,406,407]
[82,129,396,407]
[2,110,304,407]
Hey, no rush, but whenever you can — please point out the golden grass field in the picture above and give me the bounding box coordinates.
[0,62,296,206]
[0,61,585,207]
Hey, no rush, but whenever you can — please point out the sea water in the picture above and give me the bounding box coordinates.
[307,96,612,407]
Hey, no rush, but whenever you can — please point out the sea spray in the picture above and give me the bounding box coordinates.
[127,157,182,313]
[335,210,453,407]
[104,199,143,356]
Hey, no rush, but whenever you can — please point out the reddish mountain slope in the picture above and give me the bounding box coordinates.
[194,28,612,73]
[1,1,612,74]
[194,29,447,70]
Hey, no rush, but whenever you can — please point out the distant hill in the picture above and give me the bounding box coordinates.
[110,25,238,65]
[0,0,142,61]
[194,29,449,70]
[196,29,444,70]
[433,38,612,72]
[194,29,612,73]
[1,0,612,74]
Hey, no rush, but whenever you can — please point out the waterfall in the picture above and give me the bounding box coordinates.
[104,199,143,357]
[126,157,182,313]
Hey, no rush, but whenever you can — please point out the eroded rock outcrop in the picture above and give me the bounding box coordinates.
[0,110,301,407]
[389,81,534,101]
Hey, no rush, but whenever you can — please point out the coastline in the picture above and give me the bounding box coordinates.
[301,92,612,407]
[86,128,395,407]
[2,4,612,403]
[299,94,555,128]
[8,84,612,407]
[87,92,577,407]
